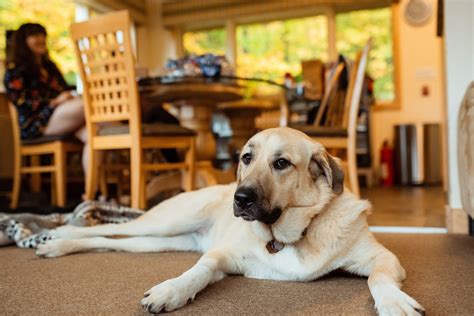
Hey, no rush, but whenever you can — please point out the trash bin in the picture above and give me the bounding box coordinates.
[423,123,442,184]
[394,124,421,185]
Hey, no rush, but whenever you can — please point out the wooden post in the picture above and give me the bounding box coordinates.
[326,6,337,62]
[226,20,237,67]
[172,27,185,58]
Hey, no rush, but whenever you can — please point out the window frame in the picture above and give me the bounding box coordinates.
[333,5,401,109]
[373,3,401,110]
[177,4,401,109]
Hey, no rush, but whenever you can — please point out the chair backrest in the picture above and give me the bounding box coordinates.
[314,40,371,133]
[314,62,344,127]
[301,59,325,101]
[70,10,140,137]
[343,40,372,136]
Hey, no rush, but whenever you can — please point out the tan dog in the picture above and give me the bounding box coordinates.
[36,127,424,315]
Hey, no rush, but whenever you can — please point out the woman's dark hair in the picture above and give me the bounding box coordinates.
[11,23,60,78]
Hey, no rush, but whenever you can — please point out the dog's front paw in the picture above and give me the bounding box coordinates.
[47,225,81,240]
[141,279,195,313]
[36,239,76,258]
[375,285,425,316]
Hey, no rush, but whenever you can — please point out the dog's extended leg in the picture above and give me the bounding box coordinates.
[48,186,230,240]
[141,248,237,313]
[49,215,206,240]
[344,238,425,316]
[36,234,198,258]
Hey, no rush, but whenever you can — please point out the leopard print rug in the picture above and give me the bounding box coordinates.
[0,201,145,249]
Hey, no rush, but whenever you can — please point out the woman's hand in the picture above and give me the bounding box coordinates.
[50,91,74,108]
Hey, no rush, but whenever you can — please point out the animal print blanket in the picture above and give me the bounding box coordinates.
[0,201,144,249]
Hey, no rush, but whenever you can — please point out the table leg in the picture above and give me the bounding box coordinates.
[224,109,261,154]
[178,104,216,161]
[178,104,218,187]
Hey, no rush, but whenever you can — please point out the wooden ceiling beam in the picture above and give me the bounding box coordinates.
[162,0,391,29]
[74,0,147,24]
[162,0,258,15]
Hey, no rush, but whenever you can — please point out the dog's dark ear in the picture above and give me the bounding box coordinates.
[309,150,344,195]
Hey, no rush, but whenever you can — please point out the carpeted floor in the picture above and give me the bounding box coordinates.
[1,233,473,315]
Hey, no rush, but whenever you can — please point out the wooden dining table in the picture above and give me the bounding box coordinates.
[138,76,287,185]
[140,77,245,161]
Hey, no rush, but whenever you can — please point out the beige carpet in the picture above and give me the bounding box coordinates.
[1,234,473,315]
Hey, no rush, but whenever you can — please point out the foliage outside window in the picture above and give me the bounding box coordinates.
[237,16,328,83]
[336,8,394,102]
[0,0,77,87]
[183,28,226,56]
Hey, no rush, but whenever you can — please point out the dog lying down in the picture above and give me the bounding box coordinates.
[37,127,424,315]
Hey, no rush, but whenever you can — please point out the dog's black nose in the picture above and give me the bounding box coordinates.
[234,187,257,209]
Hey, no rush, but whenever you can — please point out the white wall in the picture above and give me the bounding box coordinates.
[444,0,474,210]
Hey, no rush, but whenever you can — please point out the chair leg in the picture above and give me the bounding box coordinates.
[196,161,218,188]
[99,159,108,199]
[51,172,57,205]
[139,170,147,210]
[30,155,41,192]
[130,146,143,209]
[117,170,124,200]
[85,147,99,201]
[184,138,196,191]
[347,141,360,198]
[10,154,21,209]
[55,145,67,207]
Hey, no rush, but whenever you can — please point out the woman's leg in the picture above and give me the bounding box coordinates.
[43,97,85,136]
[44,97,89,181]
[74,126,88,172]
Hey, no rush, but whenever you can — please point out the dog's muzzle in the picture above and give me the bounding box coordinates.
[233,186,282,224]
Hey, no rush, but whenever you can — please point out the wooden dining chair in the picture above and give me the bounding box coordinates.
[291,40,372,197]
[301,59,325,101]
[8,103,83,208]
[70,10,196,209]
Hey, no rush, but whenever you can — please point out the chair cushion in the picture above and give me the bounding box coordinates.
[290,124,348,137]
[22,134,78,145]
[97,123,195,137]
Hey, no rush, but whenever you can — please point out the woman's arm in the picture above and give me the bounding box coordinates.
[47,61,73,91]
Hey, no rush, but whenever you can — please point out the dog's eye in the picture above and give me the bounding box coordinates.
[273,158,291,170]
[241,153,252,165]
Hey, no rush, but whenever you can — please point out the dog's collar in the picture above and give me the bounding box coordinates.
[264,205,326,254]
[266,239,284,253]
[266,228,308,254]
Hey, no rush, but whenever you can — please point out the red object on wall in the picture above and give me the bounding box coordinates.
[380,140,394,186]
[422,85,430,97]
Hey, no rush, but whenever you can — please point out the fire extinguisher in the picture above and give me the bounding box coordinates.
[380,140,394,186]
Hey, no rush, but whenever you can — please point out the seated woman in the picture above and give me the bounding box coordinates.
[4,23,88,169]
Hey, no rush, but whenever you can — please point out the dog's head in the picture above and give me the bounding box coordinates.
[234,127,344,243]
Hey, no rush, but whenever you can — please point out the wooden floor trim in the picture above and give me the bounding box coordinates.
[369,226,448,234]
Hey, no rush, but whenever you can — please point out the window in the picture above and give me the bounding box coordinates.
[183,28,226,56]
[236,16,328,82]
[336,8,395,102]
[0,0,78,87]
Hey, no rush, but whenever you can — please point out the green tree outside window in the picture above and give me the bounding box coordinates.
[236,16,328,82]
[337,8,394,102]
[183,28,226,56]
